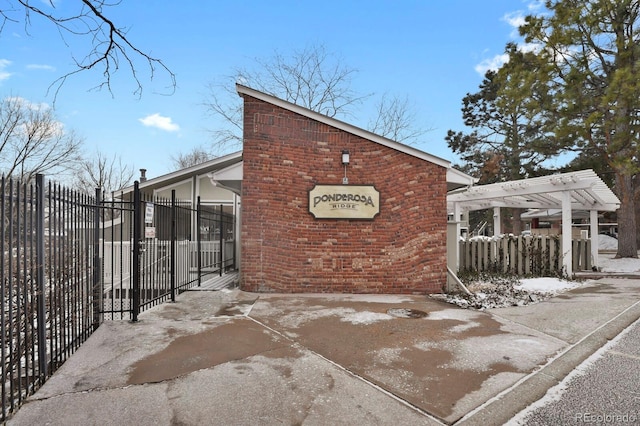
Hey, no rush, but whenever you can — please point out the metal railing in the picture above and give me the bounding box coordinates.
[1,175,96,421]
[0,175,236,421]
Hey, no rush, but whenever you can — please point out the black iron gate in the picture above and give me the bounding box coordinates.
[97,182,237,322]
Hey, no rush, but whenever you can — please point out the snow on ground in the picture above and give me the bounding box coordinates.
[515,277,580,294]
[596,235,640,272]
[340,311,394,325]
[443,253,640,310]
[598,234,618,250]
[444,233,640,310]
[599,252,640,272]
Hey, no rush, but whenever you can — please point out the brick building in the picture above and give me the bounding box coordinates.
[235,84,474,294]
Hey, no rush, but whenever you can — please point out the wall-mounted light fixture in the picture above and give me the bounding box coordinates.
[342,150,350,165]
[342,150,350,184]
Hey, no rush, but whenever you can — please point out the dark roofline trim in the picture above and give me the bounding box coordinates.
[236,83,451,169]
[117,150,243,195]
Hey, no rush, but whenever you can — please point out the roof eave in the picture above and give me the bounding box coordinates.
[236,83,452,169]
[116,150,243,195]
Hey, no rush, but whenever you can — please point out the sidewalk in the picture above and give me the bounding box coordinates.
[508,317,640,424]
[8,277,640,426]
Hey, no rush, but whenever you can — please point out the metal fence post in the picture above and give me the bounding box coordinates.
[35,174,47,379]
[232,213,237,270]
[219,204,224,277]
[197,196,202,286]
[132,181,141,322]
[170,190,176,302]
[92,188,102,330]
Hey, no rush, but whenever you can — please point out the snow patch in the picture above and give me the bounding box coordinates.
[449,321,482,333]
[426,309,483,322]
[515,278,580,294]
[598,252,640,272]
[598,234,618,250]
[340,311,394,325]
[340,294,417,304]
[278,307,357,328]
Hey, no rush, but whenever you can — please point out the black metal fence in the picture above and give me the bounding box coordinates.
[0,175,236,421]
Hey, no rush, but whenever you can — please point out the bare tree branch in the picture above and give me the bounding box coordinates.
[205,43,428,153]
[0,96,82,181]
[74,150,134,197]
[7,0,176,101]
[202,82,244,154]
[170,145,216,170]
[204,43,371,153]
[367,93,431,145]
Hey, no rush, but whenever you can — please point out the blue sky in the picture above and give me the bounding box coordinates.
[0,0,542,180]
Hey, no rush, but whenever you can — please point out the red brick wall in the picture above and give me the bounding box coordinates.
[239,95,447,294]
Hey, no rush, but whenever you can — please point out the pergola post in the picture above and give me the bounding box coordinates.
[590,210,599,268]
[447,202,462,271]
[493,207,501,236]
[561,190,573,276]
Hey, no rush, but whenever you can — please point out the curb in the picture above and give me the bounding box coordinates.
[454,299,640,425]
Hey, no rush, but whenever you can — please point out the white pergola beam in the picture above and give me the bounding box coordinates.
[581,188,608,207]
[448,170,619,213]
[526,193,558,205]
[450,180,596,202]
[454,199,608,211]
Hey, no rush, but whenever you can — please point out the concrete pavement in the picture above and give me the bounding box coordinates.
[8,277,640,425]
[507,317,640,425]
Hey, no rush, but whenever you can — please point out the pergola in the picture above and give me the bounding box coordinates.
[447,169,620,275]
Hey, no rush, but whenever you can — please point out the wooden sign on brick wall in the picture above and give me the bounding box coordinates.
[308,185,380,219]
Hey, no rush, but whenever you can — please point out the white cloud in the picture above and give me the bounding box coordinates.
[5,96,50,111]
[27,64,56,71]
[0,59,12,81]
[3,96,64,138]
[520,42,542,53]
[475,53,510,75]
[474,42,542,76]
[503,11,526,29]
[503,1,548,31]
[138,113,180,132]
[528,0,545,12]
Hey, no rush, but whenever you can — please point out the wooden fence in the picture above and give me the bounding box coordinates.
[458,235,592,276]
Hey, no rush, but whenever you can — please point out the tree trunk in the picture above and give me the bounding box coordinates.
[634,177,640,247]
[615,172,638,258]
[512,207,523,235]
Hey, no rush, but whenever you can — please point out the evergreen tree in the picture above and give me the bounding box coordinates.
[447,43,559,183]
[447,43,561,233]
[521,0,640,257]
